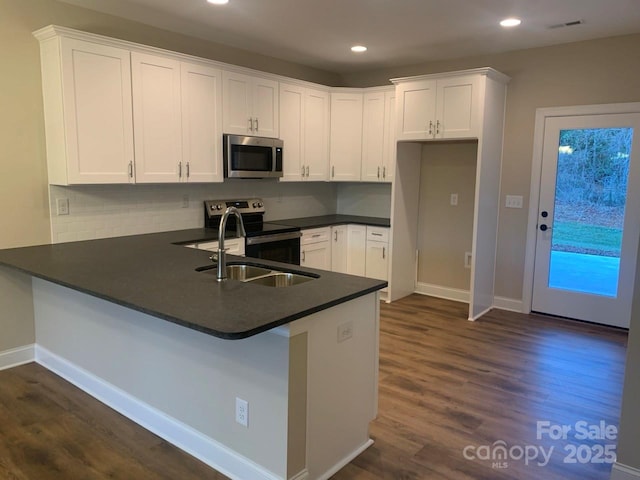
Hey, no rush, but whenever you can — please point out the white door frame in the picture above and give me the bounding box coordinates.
[522,102,640,314]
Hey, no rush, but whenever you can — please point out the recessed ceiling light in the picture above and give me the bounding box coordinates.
[207,0,229,4]
[351,45,367,53]
[500,17,522,27]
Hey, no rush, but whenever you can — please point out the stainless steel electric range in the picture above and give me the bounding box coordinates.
[204,198,301,265]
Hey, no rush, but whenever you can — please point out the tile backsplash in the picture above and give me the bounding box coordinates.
[49,181,338,244]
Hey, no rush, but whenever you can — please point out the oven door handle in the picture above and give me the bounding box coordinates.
[245,231,302,246]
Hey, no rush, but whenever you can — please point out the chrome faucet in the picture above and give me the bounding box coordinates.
[215,206,246,281]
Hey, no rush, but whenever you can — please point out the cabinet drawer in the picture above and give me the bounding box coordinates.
[301,227,331,245]
[366,226,389,242]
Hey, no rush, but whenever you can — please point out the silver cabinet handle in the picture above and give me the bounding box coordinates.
[436,120,441,135]
[301,165,305,177]
[383,247,386,259]
[254,118,259,131]
[178,161,183,178]
[334,230,338,241]
[302,250,305,262]
[332,165,335,178]
[306,166,309,177]
[128,161,134,178]
[312,234,321,238]
[248,117,253,131]
[428,120,433,136]
[383,166,386,178]
[186,162,190,178]
[372,232,383,237]
[377,166,380,178]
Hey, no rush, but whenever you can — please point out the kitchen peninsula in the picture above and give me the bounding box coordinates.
[0,230,386,480]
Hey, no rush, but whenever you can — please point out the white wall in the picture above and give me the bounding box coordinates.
[49,182,338,243]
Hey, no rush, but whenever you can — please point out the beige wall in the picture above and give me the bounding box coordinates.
[417,142,477,290]
[341,33,640,301]
[0,0,340,353]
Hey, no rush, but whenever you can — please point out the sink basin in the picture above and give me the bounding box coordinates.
[225,264,272,280]
[246,272,315,287]
[196,263,271,280]
[196,262,318,286]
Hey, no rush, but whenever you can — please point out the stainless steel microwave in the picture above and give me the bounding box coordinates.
[223,134,283,179]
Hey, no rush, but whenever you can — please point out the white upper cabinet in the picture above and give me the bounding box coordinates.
[395,74,481,141]
[361,89,396,183]
[37,35,135,185]
[303,88,330,181]
[279,82,329,181]
[180,62,223,183]
[329,92,363,181]
[131,52,182,183]
[222,71,279,138]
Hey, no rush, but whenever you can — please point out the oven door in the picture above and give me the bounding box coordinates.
[245,231,301,265]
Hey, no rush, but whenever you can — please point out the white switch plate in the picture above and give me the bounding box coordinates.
[337,321,353,343]
[235,397,248,427]
[505,195,523,209]
[56,198,69,216]
[465,252,472,269]
[450,193,458,206]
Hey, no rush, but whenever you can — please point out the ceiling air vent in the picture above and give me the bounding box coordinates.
[548,19,585,29]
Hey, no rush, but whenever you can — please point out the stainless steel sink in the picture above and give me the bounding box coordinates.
[224,264,272,280]
[197,262,318,287]
[246,272,315,287]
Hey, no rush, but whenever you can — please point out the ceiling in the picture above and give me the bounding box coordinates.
[58,0,640,74]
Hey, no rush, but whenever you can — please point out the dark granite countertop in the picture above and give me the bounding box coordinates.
[272,215,390,230]
[0,229,386,340]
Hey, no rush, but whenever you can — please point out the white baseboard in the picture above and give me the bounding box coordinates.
[0,344,35,371]
[492,296,524,313]
[611,463,640,480]
[35,346,282,480]
[413,284,523,314]
[290,468,309,480]
[415,282,469,303]
[317,439,374,480]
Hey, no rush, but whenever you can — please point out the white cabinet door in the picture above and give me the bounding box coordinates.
[330,92,363,181]
[395,79,437,141]
[331,225,348,273]
[304,88,330,181]
[131,52,182,183]
[56,38,134,184]
[279,82,305,181]
[222,71,252,135]
[301,241,331,270]
[347,224,366,276]
[252,77,279,138]
[222,71,278,137]
[365,241,389,281]
[382,90,396,182]
[361,91,386,182]
[280,84,329,182]
[365,226,390,281]
[180,62,223,183]
[435,75,481,139]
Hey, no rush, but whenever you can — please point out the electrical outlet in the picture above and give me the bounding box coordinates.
[235,397,248,427]
[505,195,523,209]
[182,194,189,208]
[56,198,69,216]
[465,252,472,268]
[337,321,353,343]
[450,193,458,206]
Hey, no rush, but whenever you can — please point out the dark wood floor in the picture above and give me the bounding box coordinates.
[0,294,627,479]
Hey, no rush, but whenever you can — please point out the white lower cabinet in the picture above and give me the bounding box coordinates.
[365,226,389,282]
[301,227,332,270]
[330,225,348,273]
[346,224,367,276]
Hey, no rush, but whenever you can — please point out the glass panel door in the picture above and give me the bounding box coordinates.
[532,113,640,328]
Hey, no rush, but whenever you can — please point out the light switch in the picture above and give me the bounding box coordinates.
[450,193,458,206]
[505,195,523,209]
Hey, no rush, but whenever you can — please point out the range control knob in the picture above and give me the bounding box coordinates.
[215,204,223,210]
[252,202,258,208]
[258,202,263,208]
